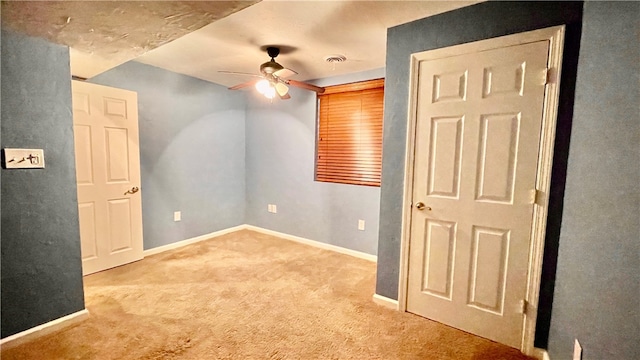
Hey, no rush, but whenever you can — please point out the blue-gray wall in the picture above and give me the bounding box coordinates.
[90,62,381,255]
[244,69,383,255]
[548,2,640,360]
[90,62,246,250]
[377,1,639,359]
[4,2,637,356]
[1,29,85,338]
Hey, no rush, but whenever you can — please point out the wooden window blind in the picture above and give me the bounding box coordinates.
[316,78,384,187]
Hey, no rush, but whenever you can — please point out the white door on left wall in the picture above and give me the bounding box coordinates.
[72,80,143,275]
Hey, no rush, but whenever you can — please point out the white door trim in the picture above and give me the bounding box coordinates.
[397,25,565,355]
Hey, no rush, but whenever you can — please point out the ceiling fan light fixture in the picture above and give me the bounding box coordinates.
[225,46,325,99]
[275,82,289,97]
[264,86,276,99]
[255,79,270,94]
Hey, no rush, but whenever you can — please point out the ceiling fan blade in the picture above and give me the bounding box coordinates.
[219,70,263,78]
[275,82,289,97]
[273,68,297,79]
[229,79,260,90]
[287,80,325,94]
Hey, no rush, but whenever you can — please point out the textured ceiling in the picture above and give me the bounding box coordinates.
[1,1,260,78]
[1,1,479,86]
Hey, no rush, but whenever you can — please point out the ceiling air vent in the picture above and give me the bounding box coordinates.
[324,54,347,63]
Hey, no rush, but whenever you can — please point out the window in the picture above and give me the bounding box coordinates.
[316,78,384,187]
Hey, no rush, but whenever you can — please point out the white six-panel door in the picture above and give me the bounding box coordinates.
[72,81,143,275]
[406,40,549,348]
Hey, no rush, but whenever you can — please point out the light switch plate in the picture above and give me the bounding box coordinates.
[4,148,45,169]
[358,219,365,231]
[174,211,181,222]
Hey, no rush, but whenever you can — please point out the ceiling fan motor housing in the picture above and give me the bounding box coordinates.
[260,60,284,75]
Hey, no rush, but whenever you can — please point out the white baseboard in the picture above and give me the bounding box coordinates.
[143,225,246,257]
[244,225,377,262]
[0,309,89,350]
[143,224,377,263]
[372,293,399,310]
[532,347,551,360]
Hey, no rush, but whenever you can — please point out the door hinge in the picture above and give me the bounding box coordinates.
[519,299,529,314]
[545,67,557,85]
[529,189,545,205]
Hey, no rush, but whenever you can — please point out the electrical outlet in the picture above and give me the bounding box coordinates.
[358,219,365,231]
[174,211,181,222]
[573,339,582,360]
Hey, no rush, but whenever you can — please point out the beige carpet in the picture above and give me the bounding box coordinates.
[2,230,534,359]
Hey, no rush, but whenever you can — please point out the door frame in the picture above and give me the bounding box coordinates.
[397,25,565,355]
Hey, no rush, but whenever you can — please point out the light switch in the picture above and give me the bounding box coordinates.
[358,219,365,231]
[3,148,45,169]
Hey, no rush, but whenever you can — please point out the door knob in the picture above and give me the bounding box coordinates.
[124,186,139,195]
[415,202,431,211]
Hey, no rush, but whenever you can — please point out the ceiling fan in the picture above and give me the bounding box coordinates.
[220,46,325,100]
